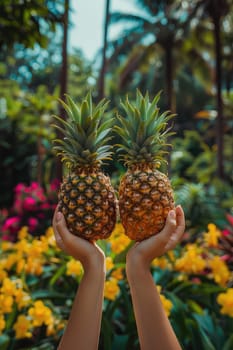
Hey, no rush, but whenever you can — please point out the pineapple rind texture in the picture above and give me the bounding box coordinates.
[119,168,174,241]
[59,171,116,241]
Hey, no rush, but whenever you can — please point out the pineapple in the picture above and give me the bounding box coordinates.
[52,93,117,241]
[115,90,175,241]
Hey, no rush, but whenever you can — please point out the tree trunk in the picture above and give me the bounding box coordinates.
[57,0,69,181]
[165,44,174,113]
[213,5,224,179]
[164,44,174,175]
[98,0,110,101]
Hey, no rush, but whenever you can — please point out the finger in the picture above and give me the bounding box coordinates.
[175,205,185,234]
[52,207,67,251]
[55,211,73,246]
[55,211,94,260]
[159,209,177,241]
[165,205,185,250]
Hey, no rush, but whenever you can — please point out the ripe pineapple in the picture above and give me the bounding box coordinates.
[115,90,175,241]
[53,93,117,241]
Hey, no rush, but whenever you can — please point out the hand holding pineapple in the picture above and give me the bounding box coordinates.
[126,205,185,271]
[53,207,105,271]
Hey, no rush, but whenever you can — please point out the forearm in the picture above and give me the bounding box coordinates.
[58,266,105,350]
[127,264,181,350]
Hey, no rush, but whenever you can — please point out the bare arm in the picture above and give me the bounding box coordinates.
[126,206,185,350]
[53,209,105,350]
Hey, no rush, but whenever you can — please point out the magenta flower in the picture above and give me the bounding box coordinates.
[14,183,26,194]
[23,197,37,211]
[222,229,230,237]
[2,216,20,234]
[28,217,39,231]
[226,214,233,226]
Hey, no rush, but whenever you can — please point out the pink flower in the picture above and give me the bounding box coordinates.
[226,214,233,227]
[222,229,230,237]
[14,183,26,194]
[50,179,60,191]
[2,216,20,234]
[40,202,51,210]
[30,182,40,190]
[23,197,37,211]
[28,217,38,231]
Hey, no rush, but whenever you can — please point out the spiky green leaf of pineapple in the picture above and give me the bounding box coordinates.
[52,93,117,241]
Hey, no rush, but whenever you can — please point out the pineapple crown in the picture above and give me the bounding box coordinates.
[114,90,175,169]
[52,92,113,171]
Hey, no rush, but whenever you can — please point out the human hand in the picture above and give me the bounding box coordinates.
[126,205,185,272]
[52,206,105,273]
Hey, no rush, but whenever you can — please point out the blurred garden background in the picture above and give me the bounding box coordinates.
[0,0,233,349]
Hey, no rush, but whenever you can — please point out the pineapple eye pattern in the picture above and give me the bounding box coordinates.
[59,173,116,241]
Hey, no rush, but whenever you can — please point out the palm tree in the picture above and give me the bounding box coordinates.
[97,0,111,101]
[57,0,69,180]
[194,0,232,179]
[109,0,201,112]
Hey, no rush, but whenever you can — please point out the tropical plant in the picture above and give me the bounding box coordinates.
[52,93,117,241]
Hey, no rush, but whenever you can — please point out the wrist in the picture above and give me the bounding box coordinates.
[81,249,106,275]
[126,251,151,283]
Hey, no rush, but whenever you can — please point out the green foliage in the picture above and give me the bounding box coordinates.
[0,0,63,50]
[0,82,58,207]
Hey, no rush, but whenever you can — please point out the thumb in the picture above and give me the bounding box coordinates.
[55,211,72,244]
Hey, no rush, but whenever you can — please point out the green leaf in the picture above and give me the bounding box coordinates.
[0,335,10,350]
[31,289,67,300]
[49,264,66,286]
[223,334,233,350]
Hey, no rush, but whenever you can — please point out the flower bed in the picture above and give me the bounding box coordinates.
[0,215,233,349]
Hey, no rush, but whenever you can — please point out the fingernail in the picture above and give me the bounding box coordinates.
[169,210,175,218]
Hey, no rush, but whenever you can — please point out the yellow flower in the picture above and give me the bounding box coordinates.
[217,288,233,317]
[13,315,32,339]
[111,267,124,280]
[174,244,206,274]
[204,223,221,247]
[152,257,169,269]
[209,256,231,286]
[1,278,17,296]
[106,257,114,271]
[0,294,14,313]
[108,223,130,254]
[4,253,19,271]
[104,278,120,301]
[0,314,6,334]
[0,267,7,281]
[15,239,30,255]
[110,235,131,254]
[14,289,31,310]
[1,241,13,251]
[66,259,83,277]
[25,257,43,275]
[28,300,53,327]
[16,258,26,274]
[156,285,173,317]
[18,226,29,240]
[29,239,48,258]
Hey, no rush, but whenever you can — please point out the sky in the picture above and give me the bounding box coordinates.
[69,0,139,61]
